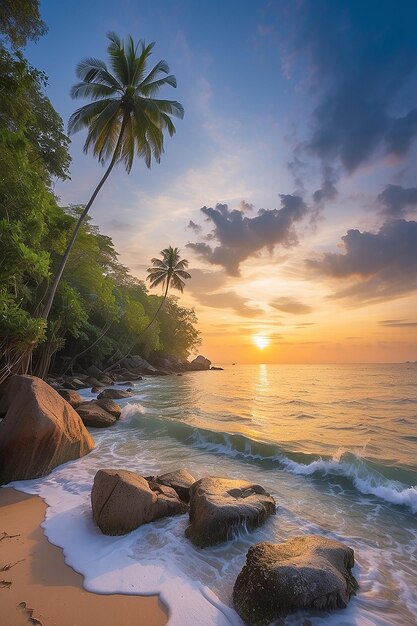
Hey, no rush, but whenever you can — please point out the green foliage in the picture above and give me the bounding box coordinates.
[0,36,199,378]
[0,0,47,49]
[69,32,184,172]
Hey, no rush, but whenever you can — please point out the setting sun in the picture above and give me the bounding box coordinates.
[253,335,270,350]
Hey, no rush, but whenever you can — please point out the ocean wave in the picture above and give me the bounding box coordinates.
[132,412,417,514]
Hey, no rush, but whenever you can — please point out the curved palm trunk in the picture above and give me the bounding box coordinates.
[40,114,129,321]
[141,279,170,334]
[105,280,170,373]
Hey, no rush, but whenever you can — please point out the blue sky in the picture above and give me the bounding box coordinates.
[25,0,417,362]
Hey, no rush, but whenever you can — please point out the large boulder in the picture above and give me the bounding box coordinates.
[76,402,117,428]
[91,469,188,535]
[150,469,196,503]
[97,388,133,400]
[233,535,359,625]
[188,355,211,371]
[56,388,83,408]
[185,477,276,547]
[0,375,94,484]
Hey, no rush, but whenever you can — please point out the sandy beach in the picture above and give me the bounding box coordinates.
[0,487,167,626]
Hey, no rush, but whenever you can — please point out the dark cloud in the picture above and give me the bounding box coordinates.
[379,319,417,328]
[307,219,417,303]
[378,185,417,217]
[187,195,308,275]
[270,297,312,315]
[312,165,339,204]
[187,220,202,234]
[293,1,417,172]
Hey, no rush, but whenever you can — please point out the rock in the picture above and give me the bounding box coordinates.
[189,355,211,371]
[91,386,101,393]
[94,398,122,419]
[86,364,103,378]
[76,402,117,428]
[0,375,94,484]
[120,355,157,373]
[210,366,224,371]
[86,376,102,388]
[63,377,87,390]
[56,388,83,408]
[91,469,188,535]
[185,477,276,547]
[152,469,196,503]
[233,536,359,625]
[97,388,133,400]
[98,375,114,386]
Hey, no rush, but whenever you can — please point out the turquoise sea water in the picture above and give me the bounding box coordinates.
[10,364,417,625]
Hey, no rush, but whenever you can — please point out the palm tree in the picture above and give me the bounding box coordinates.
[40,32,184,320]
[145,246,191,330]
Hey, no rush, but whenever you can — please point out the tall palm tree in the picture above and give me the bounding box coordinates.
[145,246,191,330]
[41,32,184,320]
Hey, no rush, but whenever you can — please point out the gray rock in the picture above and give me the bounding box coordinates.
[152,469,196,503]
[91,469,188,535]
[86,364,103,378]
[189,355,211,370]
[76,402,117,428]
[185,477,276,547]
[97,388,133,400]
[233,535,359,625]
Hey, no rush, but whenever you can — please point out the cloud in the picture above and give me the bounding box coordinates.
[270,297,313,315]
[187,195,308,275]
[378,185,417,217]
[307,219,417,303]
[293,1,417,172]
[187,220,202,234]
[312,165,339,204]
[185,268,261,317]
[379,319,417,328]
[105,219,134,232]
[193,291,262,317]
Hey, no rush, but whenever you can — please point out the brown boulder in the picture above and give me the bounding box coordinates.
[56,388,83,408]
[91,469,188,535]
[76,402,117,428]
[185,477,276,548]
[152,469,196,503]
[94,398,122,419]
[233,535,359,625]
[97,388,133,400]
[0,375,94,484]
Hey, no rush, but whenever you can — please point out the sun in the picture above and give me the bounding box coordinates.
[253,334,270,350]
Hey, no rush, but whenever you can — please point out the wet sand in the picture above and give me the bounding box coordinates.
[0,487,168,626]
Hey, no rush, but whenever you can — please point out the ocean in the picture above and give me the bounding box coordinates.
[9,364,417,625]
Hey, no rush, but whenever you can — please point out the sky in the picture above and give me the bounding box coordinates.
[26,0,417,363]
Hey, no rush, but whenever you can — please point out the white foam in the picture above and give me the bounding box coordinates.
[10,457,241,626]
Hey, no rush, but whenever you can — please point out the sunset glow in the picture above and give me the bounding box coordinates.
[253,335,270,350]
[29,1,417,365]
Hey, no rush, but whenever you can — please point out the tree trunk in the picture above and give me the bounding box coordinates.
[40,113,129,321]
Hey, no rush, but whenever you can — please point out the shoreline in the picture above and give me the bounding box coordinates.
[0,487,168,626]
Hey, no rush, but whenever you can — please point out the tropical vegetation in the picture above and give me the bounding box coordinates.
[0,3,200,384]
